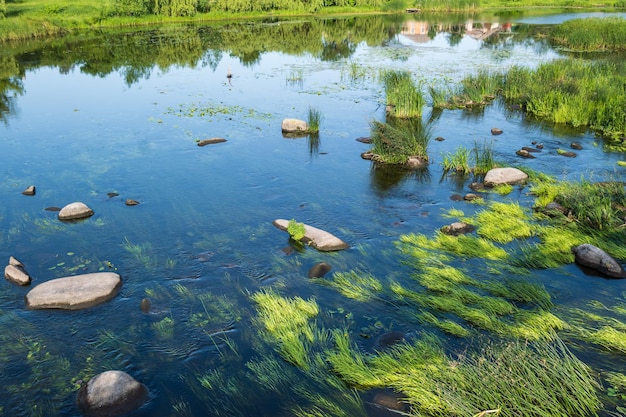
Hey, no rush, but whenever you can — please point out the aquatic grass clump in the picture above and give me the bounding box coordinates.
[369,118,431,164]
[442,142,497,175]
[382,70,425,118]
[398,231,508,261]
[251,289,319,369]
[307,106,322,134]
[317,270,383,302]
[432,69,503,108]
[474,202,534,243]
[327,331,601,417]
[550,17,626,52]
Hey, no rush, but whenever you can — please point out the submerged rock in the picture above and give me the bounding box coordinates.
[197,138,227,147]
[22,185,36,196]
[516,149,536,158]
[571,142,583,150]
[441,222,475,236]
[140,298,151,313]
[484,167,528,186]
[374,331,406,351]
[281,118,309,133]
[77,370,148,417]
[558,150,577,158]
[491,127,503,135]
[45,206,62,212]
[58,202,94,221]
[25,272,122,310]
[308,262,333,278]
[572,244,625,279]
[355,137,372,144]
[273,219,349,252]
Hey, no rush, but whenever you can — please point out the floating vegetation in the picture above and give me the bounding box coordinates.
[315,270,383,302]
[286,69,304,87]
[165,101,273,122]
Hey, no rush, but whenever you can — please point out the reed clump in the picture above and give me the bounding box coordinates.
[369,117,431,164]
[382,70,425,119]
[550,17,626,52]
[442,142,497,175]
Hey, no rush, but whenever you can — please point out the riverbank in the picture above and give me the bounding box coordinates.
[1,0,624,43]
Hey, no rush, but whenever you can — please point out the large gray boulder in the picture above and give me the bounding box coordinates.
[58,202,94,221]
[77,370,148,417]
[25,272,121,310]
[484,167,528,186]
[273,219,349,251]
[281,118,309,133]
[572,244,625,278]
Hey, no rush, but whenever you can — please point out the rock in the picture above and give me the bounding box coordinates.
[516,149,536,158]
[360,151,374,160]
[281,118,309,133]
[140,298,151,313]
[355,137,372,144]
[9,256,24,267]
[45,206,62,212]
[125,199,140,206]
[273,219,349,252]
[483,167,528,186]
[449,193,463,201]
[558,150,577,158]
[197,138,227,147]
[491,128,503,135]
[572,244,625,279]
[25,272,122,310]
[521,146,541,153]
[469,182,485,192]
[308,262,333,278]
[435,136,445,142]
[536,143,544,149]
[5,264,31,286]
[464,193,481,201]
[571,142,583,150]
[405,156,427,170]
[441,222,475,236]
[22,185,36,196]
[537,201,568,217]
[77,370,148,417]
[374,331,405,351]
[107,192,119,198]
[371,390,409,413]
[58,202,94,221]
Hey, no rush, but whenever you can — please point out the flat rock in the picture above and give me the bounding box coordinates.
[197,138,227,147]
[5,265,32,286]
[484,167,528,186]
[25,272,121,310]
[281,118,309,133]
[77,370,148,417]
[273,219,349,251]
[58,202,94,221]
[572,244,625,278]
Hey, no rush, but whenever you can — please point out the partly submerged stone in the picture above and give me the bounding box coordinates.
[572,244,625,279]
[58,202,94,221]
[491,127,503,135]
[273,219,349,252]
[441,222,475,236]
[22,185,36,196]
[9,256,24,267]
[5,264,32,286]
[308,262,333,278]
[25,272,121,310]
[281,118,309,133]
[125,199,140,206]
[77,370,148,417]
[197,138,227,147]
[483,167,528,186]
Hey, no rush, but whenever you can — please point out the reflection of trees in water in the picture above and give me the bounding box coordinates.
[0,56,24,123]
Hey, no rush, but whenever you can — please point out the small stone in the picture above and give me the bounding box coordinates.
[405,156,427,170]
[570,142,583,150]
[107,192,119,198]
[77,370,148,417]
[281,118,309,133]
[521,146,541,153]
[558,150,577,158]
[45,206,62,212]
[469,182,485,191]
[441,222,475,236]
[125,199,140,206]
[572,244,625,279]
[536,143,544,149]
[516,149,536,158]
[491,128,503,135]
[449,193,463,201]
[360,151,374,160]
[464,193,481,201]
[140,298,151,313]
[308,262,333,278]
[197,138,227,147]
[355,137,372,144]
[9,256,24,267]
[5,265,31,286]
[435,136,445,142]
[22,185,36,196]
[58,202,94,221]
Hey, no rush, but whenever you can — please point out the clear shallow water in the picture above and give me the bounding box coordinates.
[1,12,625,417]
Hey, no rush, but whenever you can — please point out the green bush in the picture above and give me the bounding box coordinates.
[153,0,198,16]
[0,0,6,19]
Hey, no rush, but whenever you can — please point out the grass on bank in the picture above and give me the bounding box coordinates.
[551,16,626,52]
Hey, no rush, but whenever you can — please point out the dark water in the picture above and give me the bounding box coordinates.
[1,11,625,417]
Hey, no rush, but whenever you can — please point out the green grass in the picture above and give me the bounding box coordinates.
[307,106,322,134]
[550,17,626,52]
[369,117,431,164]
[442,141,497,175]
[382,70,425,119]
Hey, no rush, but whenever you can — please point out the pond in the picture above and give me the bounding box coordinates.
[1,10,625,417]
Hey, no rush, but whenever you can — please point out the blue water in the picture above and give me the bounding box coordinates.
[1,11,625,417]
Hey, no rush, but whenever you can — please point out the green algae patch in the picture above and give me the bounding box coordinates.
[398,231,508,261]
[474,202,535,243]
[316,270,383,302]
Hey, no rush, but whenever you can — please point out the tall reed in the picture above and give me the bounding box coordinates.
[551,17,626,52]
[370,117,431,164]
[382,70,425,119]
